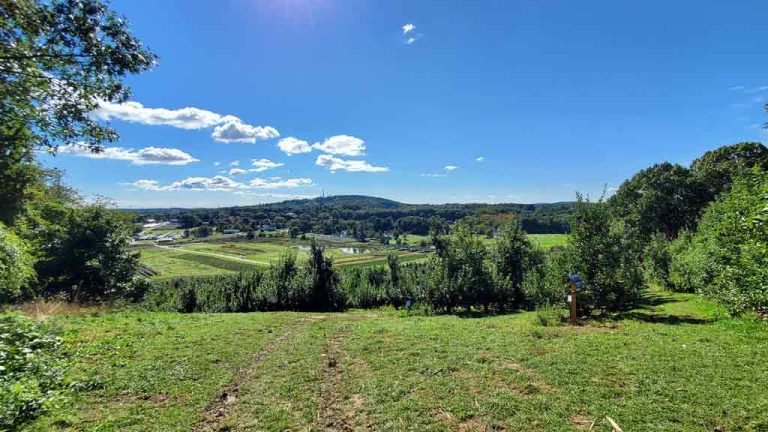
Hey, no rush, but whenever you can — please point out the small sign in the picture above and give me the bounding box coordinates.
[568,274,584,290]
[567,294,572,303]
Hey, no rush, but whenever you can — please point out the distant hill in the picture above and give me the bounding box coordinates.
[274,195,406,210]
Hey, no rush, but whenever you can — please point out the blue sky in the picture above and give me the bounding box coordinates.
[38,0,768,207]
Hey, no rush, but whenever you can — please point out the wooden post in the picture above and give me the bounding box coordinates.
[569,281,577,325]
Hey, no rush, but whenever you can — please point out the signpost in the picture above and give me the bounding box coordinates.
[567,274,583,325]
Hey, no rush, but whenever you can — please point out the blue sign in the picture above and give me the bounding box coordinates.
[568,274,584,290]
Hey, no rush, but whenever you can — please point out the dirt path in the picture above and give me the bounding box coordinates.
[193,317,322,432]
[154,244,271,266]
[316,320,371,432]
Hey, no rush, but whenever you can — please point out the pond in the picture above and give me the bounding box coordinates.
[340,247,372,254]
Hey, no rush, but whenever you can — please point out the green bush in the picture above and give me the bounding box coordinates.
[0,224,36,303]
[522,248,570,307]
[535,304,567,327]
[643,232,673,287]
[668,231,713,293]
[0,314,68,430]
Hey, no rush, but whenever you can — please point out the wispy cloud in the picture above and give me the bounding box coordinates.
[444,165,458,171]
[250,158,284,172]
[315,154,388,173]
[475,156,484,162]
[57,143,199,165]
[420,173,446,178]
[226,159,284,175]
[94,100,279,143]
[229,160,240,167]
[401,23,423,45]
[130,176,313,192]
[277,137,312,155]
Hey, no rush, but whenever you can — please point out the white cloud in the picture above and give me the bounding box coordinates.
[250,158,284,172]
[94,100,279,143]
[229,160,240,167]
[226,159,283,175]
[93,101,230,129]
[277,137,312,155]
[213,161,221,166]
[402,23,415,34]
[57,143,199,165]
[312,135,366,156]
[475,156,484,162]
[421,173,446,178]
[315,154,388,173]
[444,165,458,171]
[130,175,313,192]
[211,120,279,143]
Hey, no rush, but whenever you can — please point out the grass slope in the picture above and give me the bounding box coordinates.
[26,290,768,431]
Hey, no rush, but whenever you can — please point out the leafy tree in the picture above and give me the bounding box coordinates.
[1,0,156,223]
[429,222,490,312]
[489,221,541,309]
[0,224,36,303]
[609,162,706,240]
[191,225,212,238]
[179,214,201,229]
[569,194,644,311]
[35,202,140,301]
[690,142,768,200]
[303,240,341,311]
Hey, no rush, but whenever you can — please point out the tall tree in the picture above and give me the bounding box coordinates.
[0,0,156,223]
[690,142,768,200]
[609,162,706,240]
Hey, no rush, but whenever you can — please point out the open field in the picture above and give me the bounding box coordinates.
[529,233,569,249]
[24,289,768,431]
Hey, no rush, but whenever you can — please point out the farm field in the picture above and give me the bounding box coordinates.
[137,238,430,279]
[24,289,768,432]
[137,233,565,279]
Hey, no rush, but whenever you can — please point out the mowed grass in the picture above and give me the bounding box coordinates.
[139,246,262,279]
[24,289,768,431]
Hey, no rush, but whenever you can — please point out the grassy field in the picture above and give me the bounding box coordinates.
[529,233,569,249]
[24,289,768,431]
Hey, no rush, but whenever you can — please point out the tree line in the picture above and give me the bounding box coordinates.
[136,195,574,240]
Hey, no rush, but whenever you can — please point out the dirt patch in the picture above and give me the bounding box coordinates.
[569,412,595,430]
[499,361,557,393]
[193,318,318,432]
[457,417,492,432]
